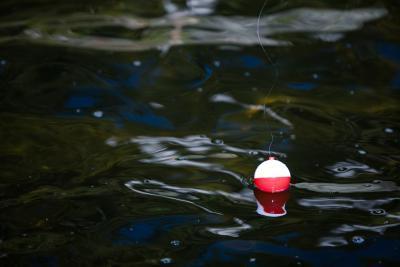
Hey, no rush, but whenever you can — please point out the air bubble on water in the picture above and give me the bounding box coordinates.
[149,102,164,109]
[0,60,6,65]
[93,110,103,118]
[249,258,256,262]
[197,87,203,92]
[312,73,319,79]
[213,60,221,67]
[358,150,367,155]
[76,109,81,113]
[244,71,251,77]
[170,240,181,247]
[370,209,386,215]
[132,60,141,67]
[384,128,394,133]
[105,137,118,147]
[352,236,364,244]
[160,258,172,264]
[349,90,355,95]
[354,143,360,148]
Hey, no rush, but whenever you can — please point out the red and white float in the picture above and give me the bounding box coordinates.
[254,156,291,193]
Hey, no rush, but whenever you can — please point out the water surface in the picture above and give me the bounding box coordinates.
[0,0,399,266]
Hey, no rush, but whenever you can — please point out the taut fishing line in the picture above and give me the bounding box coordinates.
[256,0,280,157]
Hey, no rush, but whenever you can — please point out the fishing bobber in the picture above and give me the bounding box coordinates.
[254,188,290,217]
[254,156,291,193]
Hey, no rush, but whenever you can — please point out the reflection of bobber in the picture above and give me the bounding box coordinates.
[254,156,291,193]
[254,188,290,217]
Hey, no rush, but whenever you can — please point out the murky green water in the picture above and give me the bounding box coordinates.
[0,0,399,266]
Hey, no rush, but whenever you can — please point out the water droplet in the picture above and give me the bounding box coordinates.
[370,209,386,215]
[132,60,141,67]
[213,60,221,67]
[384,128,394,133]
[352,236,364,244]
[358,150,367,155]
[312,73,319,79]
[249,258,256,262]
[76,109,81,113]
[160,257,173,264]
[244,72,251,77]
[0,60,6,65]
[170,240,181,247]
[93,110,103,118]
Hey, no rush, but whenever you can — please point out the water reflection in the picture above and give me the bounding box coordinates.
[254,188,289,217]
[298,197,399,212]
[326,159,379,178]
[294,180,400,193]
[5,6,386,51]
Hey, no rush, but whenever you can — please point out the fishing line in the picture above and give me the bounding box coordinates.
[257,0,280,156]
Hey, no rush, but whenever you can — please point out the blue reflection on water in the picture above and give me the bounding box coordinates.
[377,42,400,89]
[190,63,213,88]
[190,238,400,267]
[287,82,317,91]
[61,86,173,130]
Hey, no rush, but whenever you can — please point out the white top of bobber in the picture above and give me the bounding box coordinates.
[254,157,291,179]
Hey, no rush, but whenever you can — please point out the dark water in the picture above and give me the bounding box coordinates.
[0,0,400,266]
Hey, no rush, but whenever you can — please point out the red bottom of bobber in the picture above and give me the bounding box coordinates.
[254,177,290,193]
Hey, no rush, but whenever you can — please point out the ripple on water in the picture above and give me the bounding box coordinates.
[326,159,379,178]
